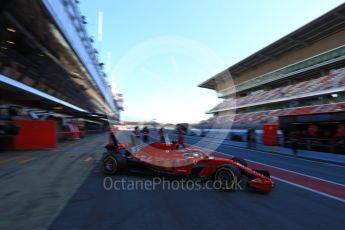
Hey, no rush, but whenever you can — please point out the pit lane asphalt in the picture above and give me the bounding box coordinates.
[49,134,345,230]
[0,133,107,230]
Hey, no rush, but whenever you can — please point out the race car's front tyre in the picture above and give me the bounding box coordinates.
[103,154,126,175]
[214,164,241,191]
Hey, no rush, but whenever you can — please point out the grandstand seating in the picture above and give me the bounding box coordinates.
[210,68,345,112]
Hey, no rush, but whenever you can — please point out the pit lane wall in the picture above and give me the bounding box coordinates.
[162,129,345,164]
[41,0,115,112]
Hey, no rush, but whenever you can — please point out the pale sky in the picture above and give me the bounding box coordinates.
[80,0,344,123]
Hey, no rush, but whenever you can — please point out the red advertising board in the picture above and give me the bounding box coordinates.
[11,120,57,149]
[263,124,278,146]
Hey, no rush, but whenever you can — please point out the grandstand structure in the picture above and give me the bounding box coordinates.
[198,3,345,152]
[0,0,122,123]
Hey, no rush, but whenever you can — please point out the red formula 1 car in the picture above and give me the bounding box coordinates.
[103,134,275,193]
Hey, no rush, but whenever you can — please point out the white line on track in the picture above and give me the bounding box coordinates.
[197,145,345,188]
[246,159,345,188]
[189,144,345,203]
[271,176,345,204]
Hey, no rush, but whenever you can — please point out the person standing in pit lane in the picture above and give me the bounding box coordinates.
[133,126,140,138]
[142,126,150,143]
[159,127,166,143]
[177,125,186,149]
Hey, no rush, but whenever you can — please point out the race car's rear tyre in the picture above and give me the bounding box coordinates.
[231,157,247,167]
[103,154,126,175]
[103,155,118,174]
[214,164,241,191]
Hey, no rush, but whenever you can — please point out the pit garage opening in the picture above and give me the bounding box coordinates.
[279,111,345,154]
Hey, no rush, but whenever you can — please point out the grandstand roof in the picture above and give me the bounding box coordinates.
[199,3,345,89]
